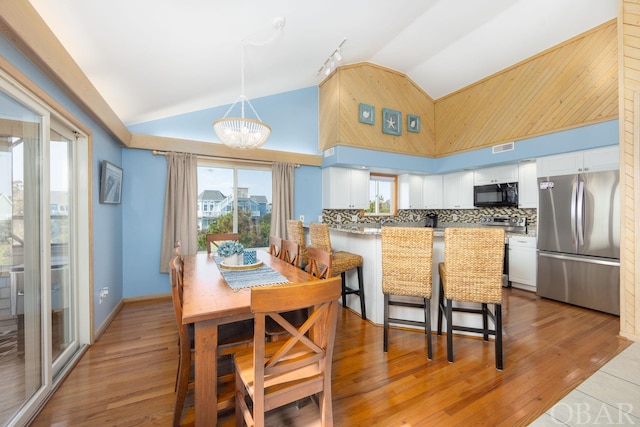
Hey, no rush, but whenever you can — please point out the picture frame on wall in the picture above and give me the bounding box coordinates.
[407,114,421,133]
[359,103,375,125]
[382,108,402,135]
[100,160,123,204]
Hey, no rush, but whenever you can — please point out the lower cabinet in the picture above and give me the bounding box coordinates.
[508,236,537,292]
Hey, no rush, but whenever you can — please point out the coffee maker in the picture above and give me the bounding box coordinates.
[425,213,438,228]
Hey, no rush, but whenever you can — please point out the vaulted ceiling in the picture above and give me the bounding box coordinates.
[28,0,616,126]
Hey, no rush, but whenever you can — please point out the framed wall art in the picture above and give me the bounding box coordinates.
[407,114,421,133]
[359,103,375,125]
[382,108,401,135]
[100,160,123,204]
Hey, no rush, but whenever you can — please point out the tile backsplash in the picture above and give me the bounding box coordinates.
[321,207,537,229]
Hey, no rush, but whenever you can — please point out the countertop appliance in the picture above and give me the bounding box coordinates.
[480,215,527,288]
[536,171,620,315]
[425,213,438,228]
[473,182,518,207]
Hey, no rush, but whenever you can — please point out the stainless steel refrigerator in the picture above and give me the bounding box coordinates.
[536,170,620,315]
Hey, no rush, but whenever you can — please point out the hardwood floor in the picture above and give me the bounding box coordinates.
[31,288,631,426]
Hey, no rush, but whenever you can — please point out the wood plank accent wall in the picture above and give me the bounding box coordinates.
[620,1,639,342]
[319,63,436,157]
[435,20,618,156]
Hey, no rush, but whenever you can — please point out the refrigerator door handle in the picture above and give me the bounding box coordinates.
[538,251,620,267]
[571,179,578,245]
[576,180,585,246]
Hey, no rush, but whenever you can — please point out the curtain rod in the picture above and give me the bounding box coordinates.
[152,150,299,167]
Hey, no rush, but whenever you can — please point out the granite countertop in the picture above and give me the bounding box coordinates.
[329,222,536,238]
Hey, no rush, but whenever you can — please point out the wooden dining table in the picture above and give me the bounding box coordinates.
[182,249,316,425]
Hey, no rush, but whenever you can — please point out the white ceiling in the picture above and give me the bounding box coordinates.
[28,0,616,126]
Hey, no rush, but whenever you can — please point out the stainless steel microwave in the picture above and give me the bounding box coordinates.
[473,182,518,207]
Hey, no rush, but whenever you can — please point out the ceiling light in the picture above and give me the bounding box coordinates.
[213,18,285,149]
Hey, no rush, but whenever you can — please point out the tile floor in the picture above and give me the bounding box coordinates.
[530,342,640,426]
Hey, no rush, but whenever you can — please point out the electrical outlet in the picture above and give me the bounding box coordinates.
[99,287,109,304]
[318,215,323,222]
[299,215,304,222]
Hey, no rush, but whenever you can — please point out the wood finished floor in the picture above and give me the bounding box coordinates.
[31,288,632,426]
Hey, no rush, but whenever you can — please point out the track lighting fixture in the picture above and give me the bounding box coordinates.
[316,38,347,77]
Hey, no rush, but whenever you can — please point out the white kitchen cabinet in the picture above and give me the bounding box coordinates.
[443,171,474,209]
[508,235,537,291]
[322,167,370,209]
[398,174,424,209]
[517,162,538,208]
[423,175,443,209]
[537,146,619,177]
[474,164,519,185]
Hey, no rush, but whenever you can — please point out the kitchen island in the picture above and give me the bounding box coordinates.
[328,223,533,334]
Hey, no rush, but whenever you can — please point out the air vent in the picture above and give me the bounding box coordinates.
[492,142,514,154]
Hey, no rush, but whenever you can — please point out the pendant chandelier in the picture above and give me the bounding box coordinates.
[214,18,285,149]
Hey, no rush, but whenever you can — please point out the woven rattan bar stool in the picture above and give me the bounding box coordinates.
[286,220,308,269]
[381,227,434,359]
[309,222,366,320]
[436,227,505,370]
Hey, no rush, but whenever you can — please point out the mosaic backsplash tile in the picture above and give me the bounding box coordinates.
[321,207,537,229]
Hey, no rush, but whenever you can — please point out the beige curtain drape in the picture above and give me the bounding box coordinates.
[270,162,294,239]
[160,152,198,273]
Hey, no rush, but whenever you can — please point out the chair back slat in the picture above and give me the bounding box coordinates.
[286,220,308,267]
[269,235,282,258]
[307,246,332,279]
[280,239,300,267]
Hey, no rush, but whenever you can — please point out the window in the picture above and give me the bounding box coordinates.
[365,173,397,215]
[197,164,272,251]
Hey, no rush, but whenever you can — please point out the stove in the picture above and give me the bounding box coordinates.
[480,215,527,288]
[480,215,527,234]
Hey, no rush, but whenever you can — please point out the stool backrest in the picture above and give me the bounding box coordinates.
[381,227,434,298]
[443,228,505,303]
[309,222,332,253]
[286,220,308,268]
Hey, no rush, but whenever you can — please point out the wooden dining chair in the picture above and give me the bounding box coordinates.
[381,226,434,359]
[168,252,254,425]
[234,277,342,427]
[268,235,282,258]
[206,232,239,255]
[279,239,300,267]
[307,246,332,279]
[436,227,505,370]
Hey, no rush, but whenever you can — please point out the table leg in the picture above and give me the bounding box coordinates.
[195,319,218,426]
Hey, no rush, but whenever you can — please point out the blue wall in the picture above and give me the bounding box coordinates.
[1,34,124,331]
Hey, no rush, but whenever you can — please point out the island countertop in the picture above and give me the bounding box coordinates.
[328,222,536,238]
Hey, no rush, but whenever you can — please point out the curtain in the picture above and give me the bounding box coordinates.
[160,152,198,273]
[270,162,294,239]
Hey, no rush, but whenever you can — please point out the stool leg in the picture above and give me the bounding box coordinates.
[383,294,390,352]
[357,266,366,320]
[495,303,503,370]
[446,298,453,363]
[340,272,347,308]
[482,303,489,341]
[437,278,444,335]
[424,298,432,360]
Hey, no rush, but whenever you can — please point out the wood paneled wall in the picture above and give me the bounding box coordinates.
[435,20,618,156]
[619,0,639,342]
[319,63,436,157]
[320,21,618,159]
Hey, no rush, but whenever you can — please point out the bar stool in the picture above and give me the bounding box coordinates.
[381,226,434,359]
[286,219,308,269]
[437,227,505,370]
[309,222,366,320]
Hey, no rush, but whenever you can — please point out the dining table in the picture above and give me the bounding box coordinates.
[181,249,316,425]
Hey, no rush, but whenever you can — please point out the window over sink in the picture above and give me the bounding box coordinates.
[364,173,397,216]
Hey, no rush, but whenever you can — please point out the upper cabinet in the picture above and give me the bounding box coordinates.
[423,175,443,209]
[443,171,474,209]
[474,164,519,185]
[518,162,538,209]
[322,167,370,209]
[398,174,424,209]
[537,146,619,177]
